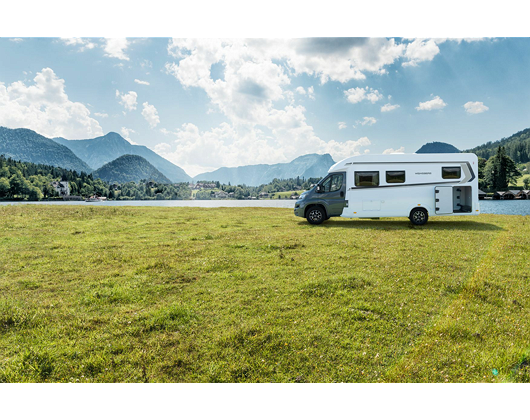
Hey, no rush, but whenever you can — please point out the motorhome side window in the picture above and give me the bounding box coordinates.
[442,167,461,179]
[320,174,343,192]
[355,171,379,187]
[386,170,405,183]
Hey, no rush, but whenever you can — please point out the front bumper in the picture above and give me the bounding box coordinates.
[294,201,305,217]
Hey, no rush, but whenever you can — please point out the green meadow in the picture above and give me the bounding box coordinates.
[0,205,529,383]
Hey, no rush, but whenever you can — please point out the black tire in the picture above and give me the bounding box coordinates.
[306,206,326,225]
[409,208,428,226]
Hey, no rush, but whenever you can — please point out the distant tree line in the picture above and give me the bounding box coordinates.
[0,155,321,201]
[193,176,321,200]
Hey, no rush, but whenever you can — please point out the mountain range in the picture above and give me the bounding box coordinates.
[2,125,528,186]
[0,125,336,186]
[194,153,336,186]
[0,127,92,174]
[53,132,191,182]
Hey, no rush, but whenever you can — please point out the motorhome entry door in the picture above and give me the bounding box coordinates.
[435,186,453,214]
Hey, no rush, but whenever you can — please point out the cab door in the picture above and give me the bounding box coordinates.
[317,173,346,216]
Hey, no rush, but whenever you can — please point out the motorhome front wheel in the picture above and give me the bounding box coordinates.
[307,207,325,225]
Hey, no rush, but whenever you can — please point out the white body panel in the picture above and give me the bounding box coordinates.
[328,153,480,219]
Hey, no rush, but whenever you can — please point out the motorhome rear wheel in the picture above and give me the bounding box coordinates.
[409,208,429,226]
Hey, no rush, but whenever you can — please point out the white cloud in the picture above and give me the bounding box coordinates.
[60,37,96,51]
[120,127,137,144]
[9,38,23,43]
[381,103,400,112]
[162,39,437,173]
[344,87,383,104]
[464,101,489,114]
[104,38,130,61]
[141,102,160,128]
[0,67,103,139]
[338,122,347,130]
[116,90,137,111]
[401,38,488,67]
[94,112,108,118]
[134,79,150,86]
[416,96,447,111]
[383,146,405,154]
[360,116,377,126]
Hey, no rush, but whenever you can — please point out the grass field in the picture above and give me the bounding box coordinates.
[0,205,529,383]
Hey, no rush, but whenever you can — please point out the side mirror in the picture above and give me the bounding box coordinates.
[316,185,322,193]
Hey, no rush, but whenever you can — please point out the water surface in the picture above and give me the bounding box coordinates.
[1,199,529,215]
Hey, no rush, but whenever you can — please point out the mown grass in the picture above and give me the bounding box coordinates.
[0,205,529,383]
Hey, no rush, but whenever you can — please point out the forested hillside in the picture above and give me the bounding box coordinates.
[416,142,460,153]
[0,155,108,200]
[466,127,530,163]
[0,127,92,173]
[92,154,173,184]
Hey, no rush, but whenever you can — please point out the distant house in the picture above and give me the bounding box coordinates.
[51,181,70,197]
[516,190,529,200]
[192,182,217,190]
[493,191,516,200]
[228,192,235,198]
[478,189,487,200]
[214,191,229,199]
[259,192,269,198]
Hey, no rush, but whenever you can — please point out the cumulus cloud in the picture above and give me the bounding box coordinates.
[60,38,96,51]
[163,38,469,173]
[0,67,103,139]
[359,117,377,126]
[141,102,160,128]
[116,90,137,111]
[381,103,400,112]
[383,146,405,154]
[402,38,486,67]
[338,122,347,130]
[416,96,447,111]
[104,38,130,61]
[120,127,137,144]
[464,101,489,114]
[344,87,383,104]
[94,112,108,118]
[134,79,150,86]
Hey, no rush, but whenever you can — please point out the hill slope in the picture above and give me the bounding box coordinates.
[194,153,335,186]
[92,154,172,184]
[54,132,191,182]
[416,142,460,154]
[465,127,530,163]
[0,127,92,173]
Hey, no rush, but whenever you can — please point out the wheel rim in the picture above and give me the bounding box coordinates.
[308,209,323,222]
[412,210,425,223]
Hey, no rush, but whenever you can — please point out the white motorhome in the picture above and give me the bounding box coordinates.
[293,153,480,225]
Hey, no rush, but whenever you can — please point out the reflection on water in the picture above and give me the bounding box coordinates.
[1,199,530,215]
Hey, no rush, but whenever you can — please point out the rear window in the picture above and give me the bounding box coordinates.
[355,171,379,187]
[386,170,405,183]
[442,167,461,179]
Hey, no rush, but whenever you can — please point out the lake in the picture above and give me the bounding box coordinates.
[1,199,530,215]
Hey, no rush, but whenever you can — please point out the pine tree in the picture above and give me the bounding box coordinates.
[484,146,521,191]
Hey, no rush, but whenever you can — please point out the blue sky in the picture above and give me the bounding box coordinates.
[1,37,529,176]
